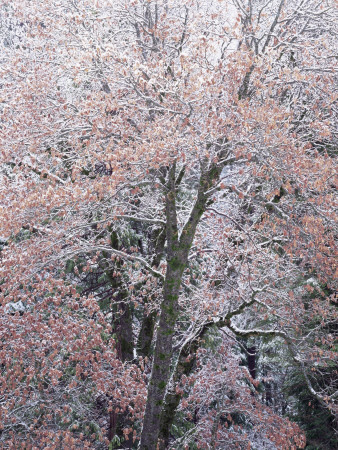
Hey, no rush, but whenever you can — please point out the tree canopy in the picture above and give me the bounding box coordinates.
[0,1,337,449]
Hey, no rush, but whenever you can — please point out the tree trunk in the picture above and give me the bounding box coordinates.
[138,226,166,359]
[140,160,223,449]
[138,310,157,359]
[158,331,199,449]
[247,345,256,379]
[158,310,221,448]
[115,301,133,362]
[102,232,134,445]
[139,163,184,449]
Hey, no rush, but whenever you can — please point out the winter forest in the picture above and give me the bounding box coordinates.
[0,0,337,449]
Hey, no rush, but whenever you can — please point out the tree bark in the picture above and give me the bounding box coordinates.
[139,159,223,449]
[247,345,256,380]
[139,163,183,449]
[158,339,197,449]
[102,231,134,446]
[138,226,166,359]
[115,301,133,362]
